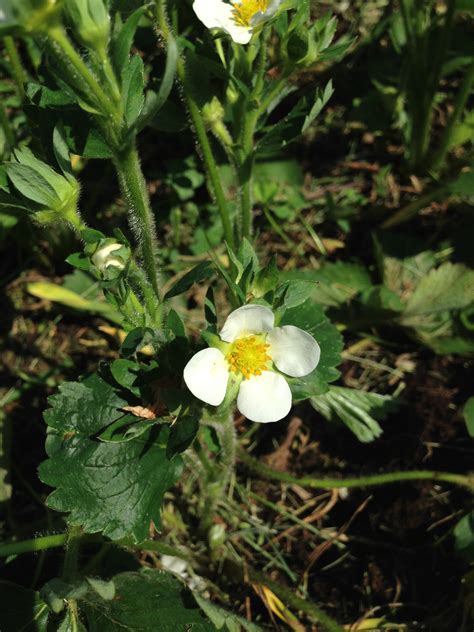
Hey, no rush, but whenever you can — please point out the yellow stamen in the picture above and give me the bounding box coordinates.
[231,0,269,27]
[226,335,271,379]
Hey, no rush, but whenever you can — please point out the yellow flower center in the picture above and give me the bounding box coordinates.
[226,336,272,380]
[231,0,269,27]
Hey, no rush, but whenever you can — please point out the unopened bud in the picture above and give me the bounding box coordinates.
[91,240,130,279]
[64,0,110,56]
[202,97,233,148]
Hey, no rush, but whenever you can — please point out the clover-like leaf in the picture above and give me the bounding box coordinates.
[280,300,343,400]
[39,373,183,542]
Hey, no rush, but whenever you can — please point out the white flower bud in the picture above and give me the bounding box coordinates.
[91,243,125,273]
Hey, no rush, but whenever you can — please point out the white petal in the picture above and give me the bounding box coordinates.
[183,348,229,406]
[193,0,252,44]
[160,555,188,578]
[237,371,292,423]
[193,0,231,29]
[220,304,275,342]
[267,325,320,377]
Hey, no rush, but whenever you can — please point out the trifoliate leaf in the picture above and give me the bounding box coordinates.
[39,373,183,541]
[374,232,437,300]
[402,263,474,320]
[79,570,215,631]
[310,386,399,442]
[281,301,343,400]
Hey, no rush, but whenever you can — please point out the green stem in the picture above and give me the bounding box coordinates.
[46,26,121,127]
[431,60,474,174]
[0,100,14,155]
[155,0,235,249]
[381,183,449,228]
[4,36,26,101]
[62,526,83,582]
[114,145,161,299]
[199,413,237,533]
[238,40,268,241]
[239,449,474,491]
[0,533,67,558]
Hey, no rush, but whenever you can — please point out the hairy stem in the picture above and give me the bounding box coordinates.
[239,449,474,491]
[62,526,83,582]
[154,0,235,249]
[0,533,67,557]
[46,27,122,127]
[0,101,14,155]
[238,40,268,241]
[4,36,27,101]
[114,145,161,299]
[199,413,237,533]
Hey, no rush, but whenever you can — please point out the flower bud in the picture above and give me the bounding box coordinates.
[91,240,130,280]
[4,147,81,228]
[64,0,110,56]
[202,97,233,148]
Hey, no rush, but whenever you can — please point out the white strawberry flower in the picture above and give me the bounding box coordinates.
[193,0,282,45]
[183,304,321,423]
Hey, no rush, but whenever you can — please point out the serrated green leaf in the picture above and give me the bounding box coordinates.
[463,397,474,437]
[280,301,343,400]
[402,263,474,321]
[165,261,215,300]
[39,373,183,541]
[79,570,215,631]
[374,232,437,299]
[311,386,398,442]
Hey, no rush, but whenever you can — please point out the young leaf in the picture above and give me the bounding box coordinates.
[311,386,399,443]
[39,373,183,541]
